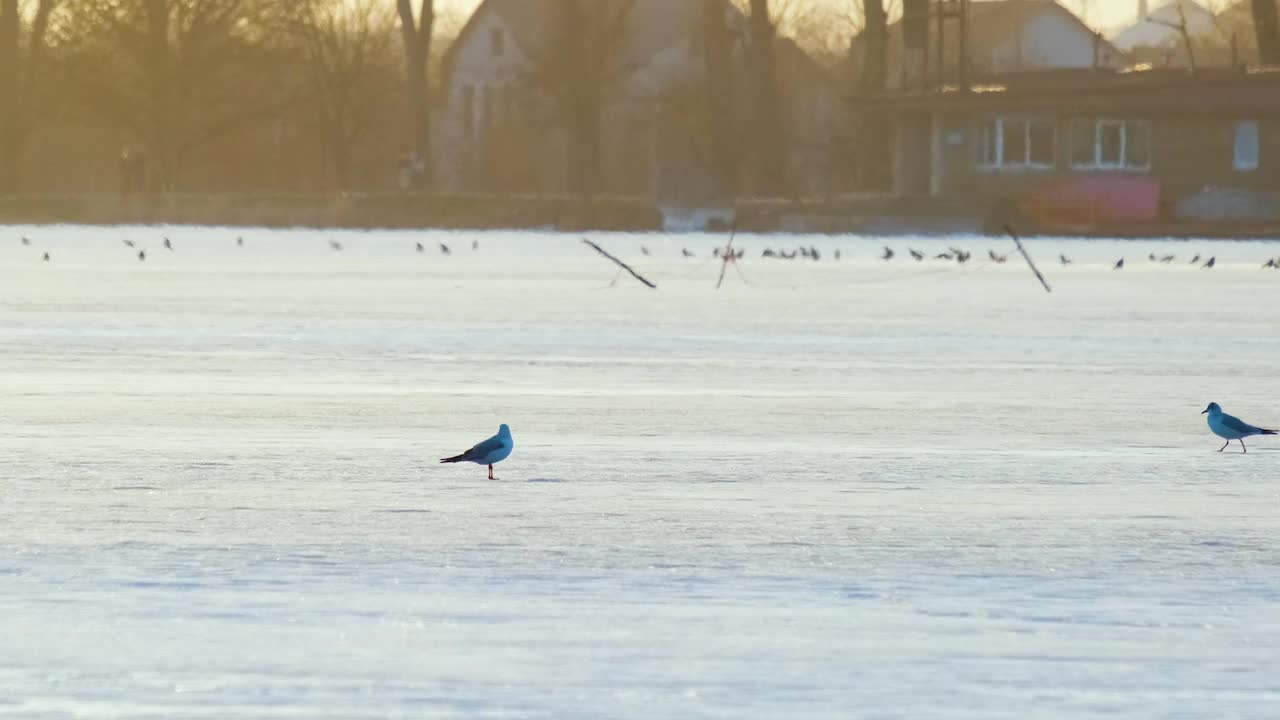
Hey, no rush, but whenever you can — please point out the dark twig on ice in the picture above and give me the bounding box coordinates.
[716,218,749,290]
[581,239,657,289]
[1004,224,1052,294]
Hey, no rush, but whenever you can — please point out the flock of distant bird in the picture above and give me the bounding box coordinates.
[15,233,1280,271]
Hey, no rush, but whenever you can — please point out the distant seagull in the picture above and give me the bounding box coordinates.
[762,248,776,258]
[472,240,479,251]
[1113,258,1125,270]
[810,248,821,261]
[138,250,146,262]
[780,250,797,260]
[439,243,451,255]
[42,252,50,262]
[989,250,1008,264]
[935,252,953,261]
[163,237,173,251]
[640,245,650,256]
[799,247,811,259]
[713,247,722,258]
[834,249,842,261]
[954,250,971,264]
[1149,253,1158,262]
[440,424,514,480]
[682,248,694,257]
[1058,253,1071,266]
[329,239,343,251]
[1202,402,1276,453]
[1190,254,1200,264]
[1160,254,1175,263]
[1203,256,1216,269]
[415,242,425,253]
[1264,258,1276,269]
[909,249,924,262]
[237,236,244,247]
[20,236,30,246]
[735,248,745,260]
[123,239,136,248]
[882,247,895,261]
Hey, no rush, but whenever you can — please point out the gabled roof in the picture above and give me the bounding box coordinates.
[1111,0,1218,51]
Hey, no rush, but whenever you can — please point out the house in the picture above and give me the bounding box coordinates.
[435,0,842,201]
[1111,1,1219,53]
[865,68,1280,232]
[850,0,1128,91]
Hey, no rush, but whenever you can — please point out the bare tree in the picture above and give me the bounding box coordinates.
[748,0,786,195]
[396,0,433,189]
[60,0,293,192]
[1253,0,1280,65]
[291,0,397,190]
[703,0,738,198]
[862,0,888,94]
[0,0,58,193]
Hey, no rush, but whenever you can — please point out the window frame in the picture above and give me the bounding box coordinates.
[1070,118,1152,172]
[1234,120,1260,172]
[975,115,1057,171]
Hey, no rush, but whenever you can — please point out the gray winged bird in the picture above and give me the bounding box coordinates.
[441,424,514,480]
[1202,403,1276,453]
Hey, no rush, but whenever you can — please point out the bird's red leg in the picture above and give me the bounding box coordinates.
[488,464,494,480]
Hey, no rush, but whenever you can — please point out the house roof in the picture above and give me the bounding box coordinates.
[858,67,1280,114]
[851,0,1127,75]
[1111,0,1218,51]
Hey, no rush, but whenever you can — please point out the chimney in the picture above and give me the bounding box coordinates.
[1138,0,1150,22]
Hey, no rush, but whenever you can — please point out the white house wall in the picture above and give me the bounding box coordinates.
[988,10,1123,72]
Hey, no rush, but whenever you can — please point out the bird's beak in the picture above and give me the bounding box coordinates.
[1200,409,1208,414]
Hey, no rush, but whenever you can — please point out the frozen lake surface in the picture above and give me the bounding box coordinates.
[1,226,1279,718]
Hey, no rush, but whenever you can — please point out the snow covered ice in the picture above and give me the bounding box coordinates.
[0,226,1278,718]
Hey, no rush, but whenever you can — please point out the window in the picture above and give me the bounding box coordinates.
[1070,119,1151,170]
[491,28,505,57]
[976,117,1056,169]
[1235,120,1259,171]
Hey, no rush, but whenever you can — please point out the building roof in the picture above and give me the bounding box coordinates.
[1111,0,1218,51]
[859,67,1280,114]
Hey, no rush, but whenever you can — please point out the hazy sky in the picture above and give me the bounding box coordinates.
[438,1,1142,35]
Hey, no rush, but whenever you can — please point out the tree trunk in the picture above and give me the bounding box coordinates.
[0,0,19,193]
[397,0,434,189]
[1253,0,1280,66]
[144,0,174,192]
[857,0,891,192]
[748,0,786,196]
[559,0,599,202]
[702,0,737,198]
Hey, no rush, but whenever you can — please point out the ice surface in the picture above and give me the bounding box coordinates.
[0,226,1278,718]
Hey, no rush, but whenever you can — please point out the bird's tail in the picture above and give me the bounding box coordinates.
[439,454,466,463]
[1262,429,1278,436]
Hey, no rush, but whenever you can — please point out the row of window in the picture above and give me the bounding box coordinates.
[976,117,1260,172]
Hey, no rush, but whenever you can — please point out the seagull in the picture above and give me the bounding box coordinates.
[20,236,30,246]
[1160,254,1175,263]
[123,239,136,248]
[42,252,50,262]
[1202,402,1276,453]
[682,248,694,257]
[834,249,842,261]
[439,243,451,255]
[1189,254,1200,264]
[1113,258,1125,270]
[989,250,1008,264]
[1149,253,1158,262]
[935,252,953,261]
[882,247,895,261]
[138,250,146,262]
[163,237,173,251]
[237,236,245,247]
[1058,253,1071,266]
[440,424,514,480]
[472,240,479,251]
[954,250,971,264]
[329,240,343,251]
[810,248,821,261]
[416,242,425,253]
[640,245,650,256]
[909,249,924,262]
[1203,256,1216,269]
[1264,258,1276,269]
[762,248,776,258]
